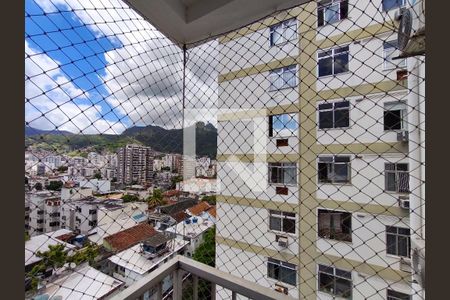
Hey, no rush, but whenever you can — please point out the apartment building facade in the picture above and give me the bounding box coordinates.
[216,1,424,299]
[117,144,154,185]
[26,191,62,237]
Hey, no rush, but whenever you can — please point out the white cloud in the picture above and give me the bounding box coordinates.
[28,0,218,133]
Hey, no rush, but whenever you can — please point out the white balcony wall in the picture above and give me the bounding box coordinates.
[316,213,410,268]
[216,202,299,255]
[316,153,409,206]
[216,245,299,299]
[218,161,299,205]
[218,73,299,110]
[218,22,299,74]
[316,91,408,145]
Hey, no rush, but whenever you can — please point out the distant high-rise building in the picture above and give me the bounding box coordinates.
[116,144,154,185]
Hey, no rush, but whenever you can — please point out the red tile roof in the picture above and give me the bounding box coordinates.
[104,223,156,252]
[163,190,181,197]
[207,206,216,218]
[188,201,212,216]
[171,211,189,223]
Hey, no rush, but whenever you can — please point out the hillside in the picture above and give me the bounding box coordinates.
[25,122,217,158]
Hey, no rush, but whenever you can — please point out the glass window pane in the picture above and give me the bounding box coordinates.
[319,110,333,129]
[284,23,296,41]
[397,235,410,257]
[283,217,296,233]
[334,101,350,108]
[385,172,397,191]
[383,0,403,11]
[335,277,352,298]
[384,110,402,130]
[386,233,397,255]
[324,3,340,23]
[333,163,349,183]
[319,56,333,77]
[318,162,331,183]
[319,103,333,110]
[270,216,282,231]
[281,267,297,285]
[334,52,349,74]
[284,167,297,185]
[334,109,349,128]
[319,272,334,293]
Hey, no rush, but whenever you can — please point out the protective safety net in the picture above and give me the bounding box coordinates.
[25,0,425,299]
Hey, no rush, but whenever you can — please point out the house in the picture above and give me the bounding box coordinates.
[103,223,157,252]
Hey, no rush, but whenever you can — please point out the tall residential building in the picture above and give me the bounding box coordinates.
[216,1,424,300]
[116,144,154,185]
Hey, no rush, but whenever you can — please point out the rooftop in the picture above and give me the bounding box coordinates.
[104,223,157,252]
[37,264,123,300]
[88,217,139,245]
[166,216,214,239]
[187,201,212,216]
[108,238,188,275]
[25,229,76,267]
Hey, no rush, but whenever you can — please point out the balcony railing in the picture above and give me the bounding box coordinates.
[110,255,295,300]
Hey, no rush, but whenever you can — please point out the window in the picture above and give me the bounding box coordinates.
[267,258,297,286]
[37,210,44,215]
[318,156,351,184]
[269,210,296,234]
[37,219,44,224]
[89,209,97,215]
[49,212,60,218]
[383,40,407,69]
[384,102,407,130]
[382,0,406,12]
[387,289,411,300]
[318,264,352,298]
[115,265,126,276]
[318,46,349,77]
[386,226,411,257]
[49,221,60,227]
[385,163,409,192]
[318,101,350,129]
[89,220,97,227]
[268,162,297,186]
[269,65,297,90]
[269,18,297,46]
[318,0,348,26]
[318,209,352,242]
[269,113,299,137]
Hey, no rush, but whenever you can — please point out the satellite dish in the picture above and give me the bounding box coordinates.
[398,8,412,51]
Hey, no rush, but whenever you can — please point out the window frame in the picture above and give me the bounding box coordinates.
[268,113,299,137]
[386,226,411,258]
[383,40,407,70]
[385,163,410,193]
[317,0,349,27]
[318,100,350,130]
[269,65,298,91]
[269,210,297,234]
[318,45,350,77]
[318,209,352,242]
[269,18,297,47]
[382,0,407,12]
[268,162,297,186]
[318,155,351,184]
[387,289,412,300]
[318,264,352,298]
[267,258,297,286]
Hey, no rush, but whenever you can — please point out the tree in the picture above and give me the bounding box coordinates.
[121,194,140,203]
[202,195,216,205]
[45,180,63,191]
[67,243,98,265]
[36,244,68,271]
[25,231,30,241]
[34,182,43,191]
[183,227,216,300]
[147,188,167,208]
[93,171,102,180]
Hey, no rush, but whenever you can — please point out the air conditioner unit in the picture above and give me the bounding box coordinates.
[399,198,410,209]
[397,131,409,142]
[274,283,288,295]
[276,235,288,248]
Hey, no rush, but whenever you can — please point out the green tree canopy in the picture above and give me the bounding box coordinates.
[121,194,140,202]
[46,180,63,191]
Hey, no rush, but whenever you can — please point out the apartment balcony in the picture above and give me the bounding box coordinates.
[110,255,294,300]
[25,0,425,300]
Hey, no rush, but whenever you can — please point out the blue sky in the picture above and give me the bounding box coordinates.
[25,0,218,134]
